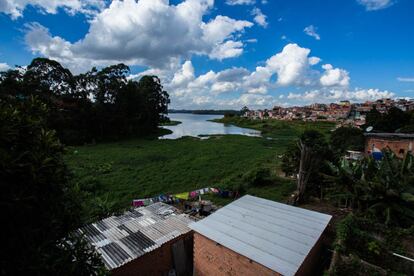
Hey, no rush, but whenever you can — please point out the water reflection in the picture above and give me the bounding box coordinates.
[160,113,261,139]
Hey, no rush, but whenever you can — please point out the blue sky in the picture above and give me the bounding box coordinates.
[1,0,413,109]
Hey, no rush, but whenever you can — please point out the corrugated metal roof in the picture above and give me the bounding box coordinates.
[189,195,332,276]
[77,203,194,270]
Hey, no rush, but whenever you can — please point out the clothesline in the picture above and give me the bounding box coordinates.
[132,187,231,207]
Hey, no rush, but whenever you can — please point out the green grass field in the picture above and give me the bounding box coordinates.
[65,118,335,222]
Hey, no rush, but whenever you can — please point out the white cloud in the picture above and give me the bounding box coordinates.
[171,60,195,88]
[0,0,105,19]
[225,0,255,5]
[397,77,414,82]
[287,88,394,103]
[246,38,258,43]
[320,64,350,87]
[25,0,253,73]
[357,0,394,11]
[304,25,320,40]
[202,15,253,44]
[0,63,11,71]
[264,43,315,86]
[162,43,356,109]
[308,56,321,66]
[251,7,268,28]
[209,40,245,60]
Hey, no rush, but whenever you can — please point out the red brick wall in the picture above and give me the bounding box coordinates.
[111,232,193,276]
[365,137,414,158]
[193,232,280,276]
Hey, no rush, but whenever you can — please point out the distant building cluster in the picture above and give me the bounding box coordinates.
[243,98,414,128]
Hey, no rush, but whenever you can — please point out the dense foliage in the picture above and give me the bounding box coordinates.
[328,151,414,227]
[0,97,107,275]
[0,58,170,145]
[333,214,414,275]
[281,130,334,202]
[365,106,414,133]
[330,126,365,154]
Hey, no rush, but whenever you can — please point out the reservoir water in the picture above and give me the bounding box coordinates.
[160,113,261,139]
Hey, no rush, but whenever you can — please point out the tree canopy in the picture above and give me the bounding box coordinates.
[365,106,413,133]
[0,58,170,145]
[330,126,365,154]
[0,97,107,275]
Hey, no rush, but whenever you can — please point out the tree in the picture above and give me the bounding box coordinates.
[137,75,170,130]
[93,64,129,105]
[365,106,381,129]
[24,58,75,97]
[0,58,170,145]
[241,106,249,115]
[0,97,107,275]
[330,127,365,155]
[281,142,300,177]
[287,130,330,204]
[365,106,410,133]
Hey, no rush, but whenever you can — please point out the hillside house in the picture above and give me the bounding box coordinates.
[365,133,414,158]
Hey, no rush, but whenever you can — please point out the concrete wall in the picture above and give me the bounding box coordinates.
[193,232,280,276]
[111,232,193,276]
[365,137,414,158]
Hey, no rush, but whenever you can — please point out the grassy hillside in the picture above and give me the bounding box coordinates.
[213,117,335,138]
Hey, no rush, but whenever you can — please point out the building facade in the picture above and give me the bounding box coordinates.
[365,133,414,158]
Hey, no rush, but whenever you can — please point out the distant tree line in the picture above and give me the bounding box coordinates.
[0,58,170,145]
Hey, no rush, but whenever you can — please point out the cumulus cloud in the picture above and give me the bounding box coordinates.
[357,0,394,11]
[159,43,392,109]
[171,60,195,88]
[263,43,316,86]
[320,64,350,87]
[287,88,394,103]
[251,7,268,28]
[225,0,255,5]
[0,62,11,71]
[304,25,320,40]
[161,43,356,108]
[0,0,105,19]
[24,0,253,72]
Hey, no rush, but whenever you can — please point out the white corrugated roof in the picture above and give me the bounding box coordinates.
[189,195,332,276]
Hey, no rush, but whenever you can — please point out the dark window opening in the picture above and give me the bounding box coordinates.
[399,149,405,154]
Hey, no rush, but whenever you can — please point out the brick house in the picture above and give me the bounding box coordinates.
[364,133,414,158]
[189,195,332,276]
[78,203,194,276]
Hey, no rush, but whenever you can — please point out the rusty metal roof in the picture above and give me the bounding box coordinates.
[77,203,194,270]
[189,195,332,276]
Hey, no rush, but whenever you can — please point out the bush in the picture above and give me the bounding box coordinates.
[243,168,272,187]
[78,176,102,193]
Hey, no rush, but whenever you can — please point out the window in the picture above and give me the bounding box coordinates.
[399,149,405,154]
